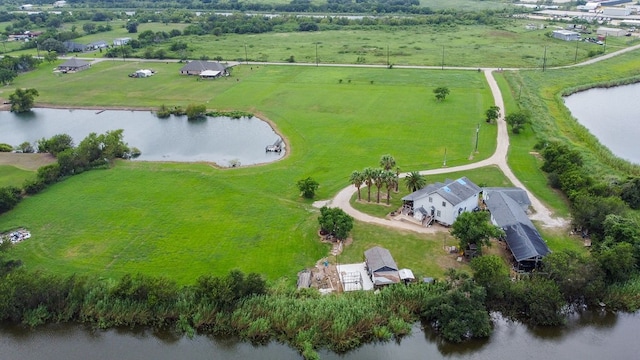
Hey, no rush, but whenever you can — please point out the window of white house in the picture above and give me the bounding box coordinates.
[429,197,432,203]
[442,201,446,207]
[436,210,441,217]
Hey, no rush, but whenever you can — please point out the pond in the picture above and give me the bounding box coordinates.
[1,312,639,359]
[563,82,640,164]
[0,108,285,167]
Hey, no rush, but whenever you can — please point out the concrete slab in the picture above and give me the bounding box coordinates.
[337,262,374,291]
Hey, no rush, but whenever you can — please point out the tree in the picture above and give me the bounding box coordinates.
[0,68,17,85]
[505,111,531,134]
[82,22,96,34]
[433,86,450,102]
[379,154,396,171]
[126,21,139,33]
[404,171,426,192]
[297,177,319,199]
[362,167,376,202]
[37,133,73,156]
[620,178,640,210]
[349,170,364,201]
[597,242,636,283]
[0,186,21,214]
[185,104,206,120]
[17,141,34,153]
[318,206,353,240]
[383,170,397,205]
[485,105,500,124]
[44,51,58,63]
[450,211,503,255]
[543,249,605,306]
[39,38,65,54]
[372,168,384,203]
[8,88,39,113]
[470,255,511,305]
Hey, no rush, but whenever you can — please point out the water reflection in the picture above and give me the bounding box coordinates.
[0,108,285,167]
[1,312,640,359]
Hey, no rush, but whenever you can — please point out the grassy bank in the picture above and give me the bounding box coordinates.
[1,65,495,282]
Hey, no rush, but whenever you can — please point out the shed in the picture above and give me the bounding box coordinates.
[113,37,131,46]
[297,270,311,289]
[364,246,400,287]
[399,268,415,284]
[58,58,90,72]
[552,30,580,41]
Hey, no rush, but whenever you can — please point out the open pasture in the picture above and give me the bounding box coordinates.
[1,65,496,282]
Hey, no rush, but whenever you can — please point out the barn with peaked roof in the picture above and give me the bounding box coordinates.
[179,60,229,77]
[402,177,481,226]
[364,246,400,288]
[483,188,550,271]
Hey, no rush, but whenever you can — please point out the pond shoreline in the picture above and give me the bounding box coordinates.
[1,105,291,168]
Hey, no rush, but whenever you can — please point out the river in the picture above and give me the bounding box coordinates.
[563,82,640,164]
[0,108,285,167]
[1,312,639,359]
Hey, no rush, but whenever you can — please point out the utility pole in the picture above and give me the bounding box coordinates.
[244,43,248,64]
[603,35,607,54]
[120,42,125,62]
[474,123,480,153]
[315,42,318,67]
[35,40,40,58]
[441,45,445,70]
[574,39,579,63]
[542,46,547,72]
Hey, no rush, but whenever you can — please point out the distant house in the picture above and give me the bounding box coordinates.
[87,40,108,50]
[179,60,229,77]
[58,58,91,73]
[20,4,33,10]
[63,41,86,53]
[113,37,131,46]
[401,177,481,227]
[53,0,67,7]
[552,30,581,41]
[483,188,550,271]
[364,246,400,288]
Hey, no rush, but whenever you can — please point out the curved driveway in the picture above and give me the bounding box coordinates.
[329,69,567,233]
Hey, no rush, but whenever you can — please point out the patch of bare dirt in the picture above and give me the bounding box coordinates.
[0,153,56,170]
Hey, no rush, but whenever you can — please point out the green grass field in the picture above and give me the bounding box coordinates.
[0,165,33,188]
[1,65,497,283]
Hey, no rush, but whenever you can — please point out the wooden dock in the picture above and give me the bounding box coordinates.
[265,139,283,152]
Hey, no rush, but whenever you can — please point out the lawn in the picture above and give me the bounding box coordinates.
[1,65,496,283]
[0,165,33,188]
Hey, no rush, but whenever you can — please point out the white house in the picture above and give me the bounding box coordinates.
[53,1,67,7]
[401,177,481,226]
[113,37,131,46]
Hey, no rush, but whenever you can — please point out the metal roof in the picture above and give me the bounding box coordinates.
[402,177,480,206]
[364,246,398,273]
[484,191,550,262]
[483,187,531,212]
[59,57,90,68]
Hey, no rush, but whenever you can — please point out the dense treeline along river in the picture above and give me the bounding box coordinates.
[0,108,285,167]
[563,82,640,165]
[2,312,640,359]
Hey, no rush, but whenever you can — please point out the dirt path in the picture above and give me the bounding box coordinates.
[327,69,567,234]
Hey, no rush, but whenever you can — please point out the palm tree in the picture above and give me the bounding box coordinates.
[349,170,364,201]
[372,168,384,203]
[383,170,397,205]
[379,154,396,171]
[405,171,426,192]
[363,167,376,202]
